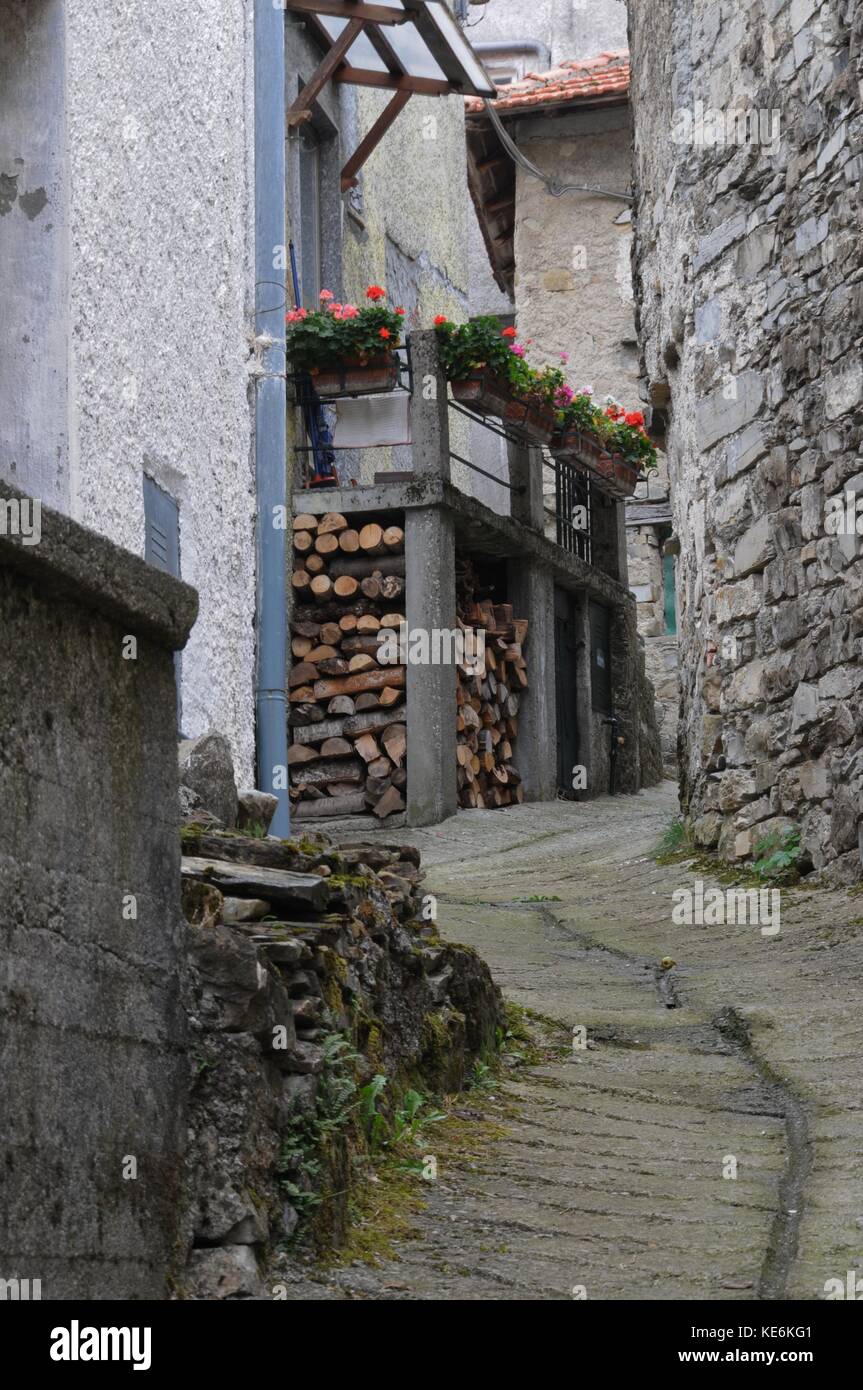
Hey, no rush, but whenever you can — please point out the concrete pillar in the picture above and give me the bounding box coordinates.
[508,441,544,532]
[405,505,457,826]
[507,557,557,802]
[409,331,451,481]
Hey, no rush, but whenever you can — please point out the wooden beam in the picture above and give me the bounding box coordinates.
[484,194,515,215]
[333,66,450,96]
[285,0,409,23]
[341,89,412,192]
[363,18,407,81]
[476,154,508,173]
[287,17,365,127]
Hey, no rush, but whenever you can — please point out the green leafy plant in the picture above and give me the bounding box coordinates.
[286,285,404,372]
[277,1033,360,1222]
[434,314,520,382]
[358,1073,389,1152]
[469,1060,497,1092]
[752,827,802,882]
[391,1090,446,1146]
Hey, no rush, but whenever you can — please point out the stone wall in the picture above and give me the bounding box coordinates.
[178,827,504,1298]
[629,0,863,878]
[0,484,197,1299]
[513,108,638,406]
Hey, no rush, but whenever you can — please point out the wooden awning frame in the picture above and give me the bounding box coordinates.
[285,1,495,192]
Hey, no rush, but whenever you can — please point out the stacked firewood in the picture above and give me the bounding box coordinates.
[289,512,407,821]
[457,591,529,810]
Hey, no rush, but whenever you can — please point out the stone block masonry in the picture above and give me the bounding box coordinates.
[629,0,863,879]
[0,482,198,1298]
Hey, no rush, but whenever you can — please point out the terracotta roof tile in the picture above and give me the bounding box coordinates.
[466,50,630,114]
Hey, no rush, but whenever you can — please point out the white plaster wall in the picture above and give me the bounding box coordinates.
[66,0,257,784]
[0,0,70,511]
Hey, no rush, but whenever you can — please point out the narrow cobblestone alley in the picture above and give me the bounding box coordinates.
[295,783,863,1301]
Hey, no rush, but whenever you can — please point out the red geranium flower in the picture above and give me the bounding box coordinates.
[434,315,449,326]
[366,285,386,301]
[501,326,517,338]
[379,327,391,339]
[395,306,406,316]
[625,411,645,428]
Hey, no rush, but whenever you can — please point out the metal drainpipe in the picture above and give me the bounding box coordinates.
[254,0,290,837]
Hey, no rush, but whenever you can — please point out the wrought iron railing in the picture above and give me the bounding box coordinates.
[550,453,592,563]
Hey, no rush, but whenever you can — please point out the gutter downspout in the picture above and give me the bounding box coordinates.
[254,0,290,837]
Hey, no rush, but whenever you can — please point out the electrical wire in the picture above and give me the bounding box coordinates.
[482,98,633,204]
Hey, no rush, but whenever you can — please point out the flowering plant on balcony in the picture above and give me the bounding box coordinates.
[557,389,658,471]
[434,315,524,388]
[286,286,405,372]
[435,317,582,409]
[434,316,562,443]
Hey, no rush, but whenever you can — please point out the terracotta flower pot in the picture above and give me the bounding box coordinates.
[308,354,399,398]
[450,370,556,444]
[551,427,641,500]
[450,369,513,417]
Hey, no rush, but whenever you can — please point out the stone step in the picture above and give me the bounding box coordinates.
[181,856,330,910]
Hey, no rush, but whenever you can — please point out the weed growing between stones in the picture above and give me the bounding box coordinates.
[653,815,695,862]
[752,828,803,884]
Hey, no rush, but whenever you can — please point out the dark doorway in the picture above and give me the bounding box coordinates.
[554,589,580,795]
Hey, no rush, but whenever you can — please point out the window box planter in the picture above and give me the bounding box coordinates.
[450,370,556,445]
[552,428,641,500]
[307,354,400,398]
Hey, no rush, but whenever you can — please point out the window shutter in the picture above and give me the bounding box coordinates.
[143,475,180,577]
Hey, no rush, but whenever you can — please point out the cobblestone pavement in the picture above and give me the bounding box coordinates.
[295,784,863,1300]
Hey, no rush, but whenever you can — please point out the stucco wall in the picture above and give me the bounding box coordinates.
[283,16,474,497]
[630,0,863,877]
[342,85,473,490]
[0,0,70,512]
[65,0,258,784]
